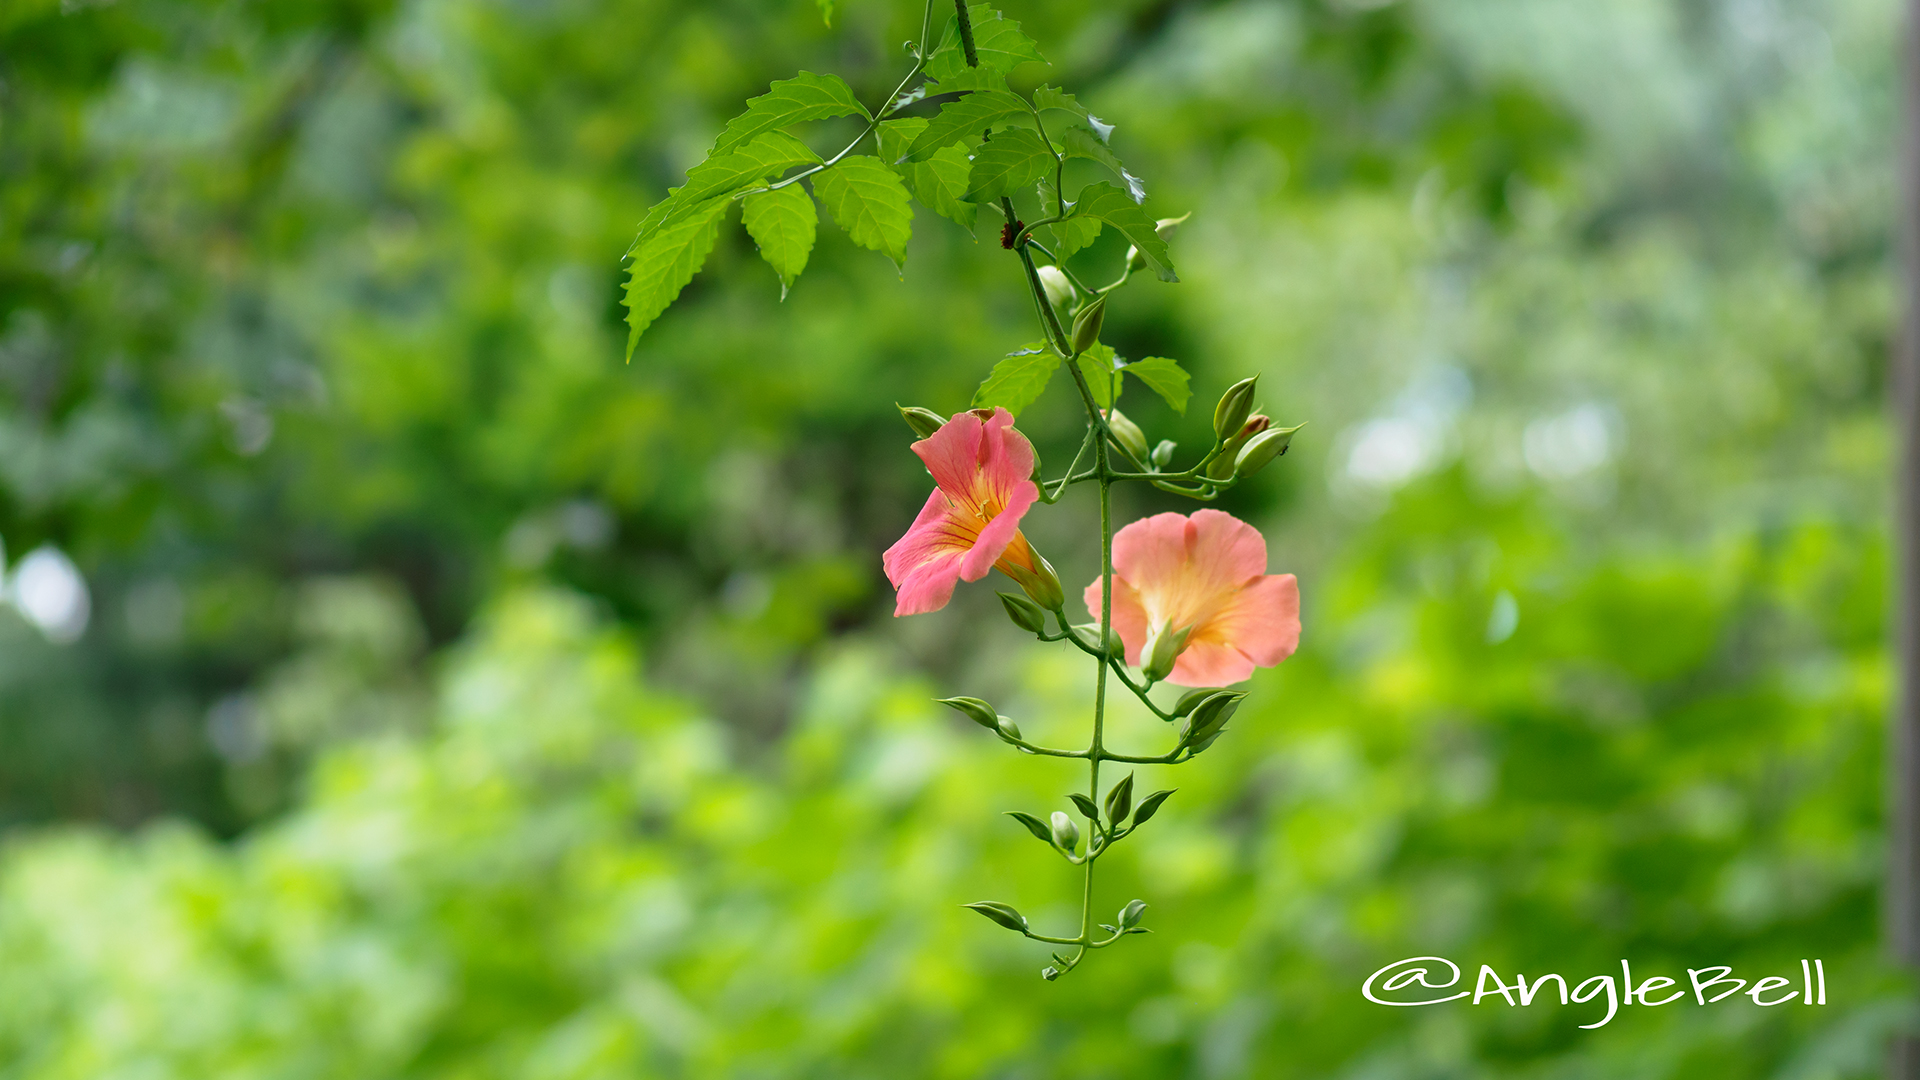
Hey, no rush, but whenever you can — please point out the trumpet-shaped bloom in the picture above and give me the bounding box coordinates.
[884,407,1044,616]
[1084,509,1300,686]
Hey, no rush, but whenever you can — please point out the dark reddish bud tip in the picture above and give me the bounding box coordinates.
[1001,219,1024,249]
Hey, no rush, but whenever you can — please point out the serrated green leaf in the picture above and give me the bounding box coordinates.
[1005,811,1055,845]
[628,132,820,254]
[928,66,1008,94]
[811,155,914,268]
[1076,343,1117,408]
[1036,176,1100,256]
[713,72,868,155]
[974,346,1058,416]
[1048,216,1101,258]
[964,127,1053,203]
[1032,86,1113,142]
[623,196,731,359]
[741,185,817,298]
[901,90,1028,163]
[1122,356,1190,414]
[879,118,978,232]
[926,4,1046,79]
[1060,124,1144,203]
[1072,182,1177,281]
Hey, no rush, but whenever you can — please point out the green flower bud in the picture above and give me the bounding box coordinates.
[1119,898,1148,929]
[1071,623,1124,658]
[1070,296,1106,357]
[1036,265,1074,312]
[1178,690,1244,750]
[1049,810,1080,853]
[1155,213,1190,240]
[1104,407,1148,463]
[1041,965,1061,981]
[1130,788,1176,827]
[937,696,1000,731]
[1206,413,1269,480]
[1104,772,1135,825]
[1170,687,1227,719]
[1000,549,1065,612]
[1213,377,1259,442]
[898,404,946,439]
[998,591,1048,634]
[1068,792,1100,821]
[1125,245,1146,272]
[963,901,1029,932]
[997,715,1022,742]
[1234,423,1301,478]
[1140,622,1193,683]
[1150,439,1176,469]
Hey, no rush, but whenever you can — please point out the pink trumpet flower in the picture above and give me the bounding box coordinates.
[884,407,1058,616]
[1084,509,1300,686]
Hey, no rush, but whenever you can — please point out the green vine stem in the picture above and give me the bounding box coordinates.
[621,0,1301,980]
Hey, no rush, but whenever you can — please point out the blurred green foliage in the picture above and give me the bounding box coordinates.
[0,0,1902,1073]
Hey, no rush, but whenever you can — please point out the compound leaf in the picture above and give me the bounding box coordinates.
[974,346,1058,416]
[1032,86,1113,142]
[713,72,868,155]
[901,90,1028,163]
[1122,356,1190,414]
[879,118,978,231]
[812,155,914,268]
[1060,124,1144,203]
[1071,182,1176,281]
[1076,343,1117,408]
[623,196,732,359]
[964,126,1053,203]
[926,5,1046,79]
[741,184,817,298]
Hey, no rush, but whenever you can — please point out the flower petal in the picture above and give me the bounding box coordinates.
[909,410,984,500]
[974,407,1037,510]
[1082,576,1149,666]
[960,479,1037,581]
[1195,573,1300,667]
[883,489,978,616]
[1109,509,1267,629]
[1168,638,1256,686]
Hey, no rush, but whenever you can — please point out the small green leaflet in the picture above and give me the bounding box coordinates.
[1072,182,1177,281]
[1049,216,1101,257]
[1036,177,1099,256]
[713,72,869,155]
[974,343,1056,416]
[1077,343,1118,408]
[623,196,732,359]
[926,5,1046,80]
[1121,356,1190,414]
[901,91,1029,163]
[928,67,1008,94]
[1031,86,1113,142]
[1060,124,1144,203]
[742,185,817,298]
[877,118,978,232]
[811,155,914,268]
[964,127,1053,203]
[628,132,820,253]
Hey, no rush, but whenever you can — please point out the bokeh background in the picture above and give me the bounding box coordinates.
[0,0,1905,1074]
